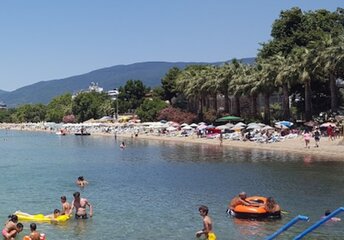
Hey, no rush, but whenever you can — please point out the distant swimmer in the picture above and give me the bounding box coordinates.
[71,191,93,219]
[322,209,341,222]
[76,176,88,187]
[120,142,126,149]
[61,196,72,215]
[196,205,216,240]
[2,215,23,240]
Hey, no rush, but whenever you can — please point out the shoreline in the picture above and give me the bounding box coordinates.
[0,123,343,161]
[116,132,344,161]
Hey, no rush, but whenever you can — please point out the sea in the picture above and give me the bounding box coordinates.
[0,130,343,240]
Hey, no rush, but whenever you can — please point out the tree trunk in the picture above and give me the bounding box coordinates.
[213,93,218,112]
[282,83,290,120]
[234,96,240,116]
[224,91,230,113]
[250,94,258,118]
[263,92,270,124]
[304,80,312,121]
[330,74,338,112]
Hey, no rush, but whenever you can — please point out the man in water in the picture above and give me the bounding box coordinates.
[61,196,72,215]
[227,192,256,214]
[70,191,93,219]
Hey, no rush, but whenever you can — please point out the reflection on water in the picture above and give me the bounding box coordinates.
[0,130,343,239]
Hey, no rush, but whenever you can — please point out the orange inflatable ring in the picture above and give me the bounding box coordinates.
[232,196,281,219]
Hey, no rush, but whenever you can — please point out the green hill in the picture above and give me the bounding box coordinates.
[0,59,255,107]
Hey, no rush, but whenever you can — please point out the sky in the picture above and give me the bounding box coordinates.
[0,1,342,91]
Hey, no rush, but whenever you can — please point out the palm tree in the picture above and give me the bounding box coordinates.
[290,47,314,121]
[314,35,344,112]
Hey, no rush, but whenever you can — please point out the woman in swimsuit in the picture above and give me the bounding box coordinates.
[2,215,22,240]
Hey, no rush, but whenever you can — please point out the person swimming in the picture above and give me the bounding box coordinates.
[120,142,126,149]
[76,176,88,187]
[322,209,341,222]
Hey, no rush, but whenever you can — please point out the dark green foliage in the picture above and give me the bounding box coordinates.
[72,92,110,122]
[136,99,168,122]
[12,104,47,123]
[118,80,148,113]
[161,67,181,103]
[46,93,72,123]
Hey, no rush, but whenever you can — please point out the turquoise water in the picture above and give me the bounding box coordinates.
[0,130,343,239]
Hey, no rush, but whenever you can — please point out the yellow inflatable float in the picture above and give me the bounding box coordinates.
[14,211,70,223]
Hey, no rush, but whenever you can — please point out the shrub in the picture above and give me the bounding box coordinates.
[157,107,196,124]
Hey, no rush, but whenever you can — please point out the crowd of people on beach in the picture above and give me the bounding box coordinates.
[2,176,92,240]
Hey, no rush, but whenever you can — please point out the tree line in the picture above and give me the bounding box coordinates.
[0,7,343,124]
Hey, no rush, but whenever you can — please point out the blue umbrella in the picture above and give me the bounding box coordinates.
[276,121,293,127]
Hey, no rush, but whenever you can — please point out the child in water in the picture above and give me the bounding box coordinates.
[2,215,23,240]
[196,205,216,240]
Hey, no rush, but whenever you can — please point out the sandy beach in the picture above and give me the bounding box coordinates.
[117,132,344,161]
[0,123,343,161]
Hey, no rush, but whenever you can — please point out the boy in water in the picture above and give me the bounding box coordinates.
[196,205,216,240]
[2,215,23,240]
[29,223,40,240]
[61,196,72,215]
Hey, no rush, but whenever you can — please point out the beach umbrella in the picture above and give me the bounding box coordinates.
[262,125,274,131]
[276,121,293,127]
[206,124,215,129]
[215,125,230,130]
[181,125,192,130]
[197,125,208,130]
[216,115,243,122]
[304,121,317,127]
[190,123,198,128]
[320,122,336,128]
[225,123,234,128]
[234,122,246,127]
[180,123,188,127]
[166,126,177,131]
[198,122,206,125]
[246,124,261,130]
[231,125,245,131]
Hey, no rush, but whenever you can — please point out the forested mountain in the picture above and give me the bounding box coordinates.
[0,59,254,107]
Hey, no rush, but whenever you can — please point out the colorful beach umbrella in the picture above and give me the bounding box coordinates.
[216,115,243,122]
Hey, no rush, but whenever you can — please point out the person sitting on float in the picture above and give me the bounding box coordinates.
[227,192,260,214]
[264,197,281,213]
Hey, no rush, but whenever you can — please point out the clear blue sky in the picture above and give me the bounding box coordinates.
[0,1,342,91]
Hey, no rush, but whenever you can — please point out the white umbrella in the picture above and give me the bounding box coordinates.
[197,125,208,130]
[166,126,177,131]
[320,122,336,128]
[216,125,230,130]
[262,125,274,131]
[235,122,246,127]
[246,124,261,130]
[231,125,245,131]
[225,123,234,128]
[180,123,189,127]
[182,125,192,130]
[190,123,198,128]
